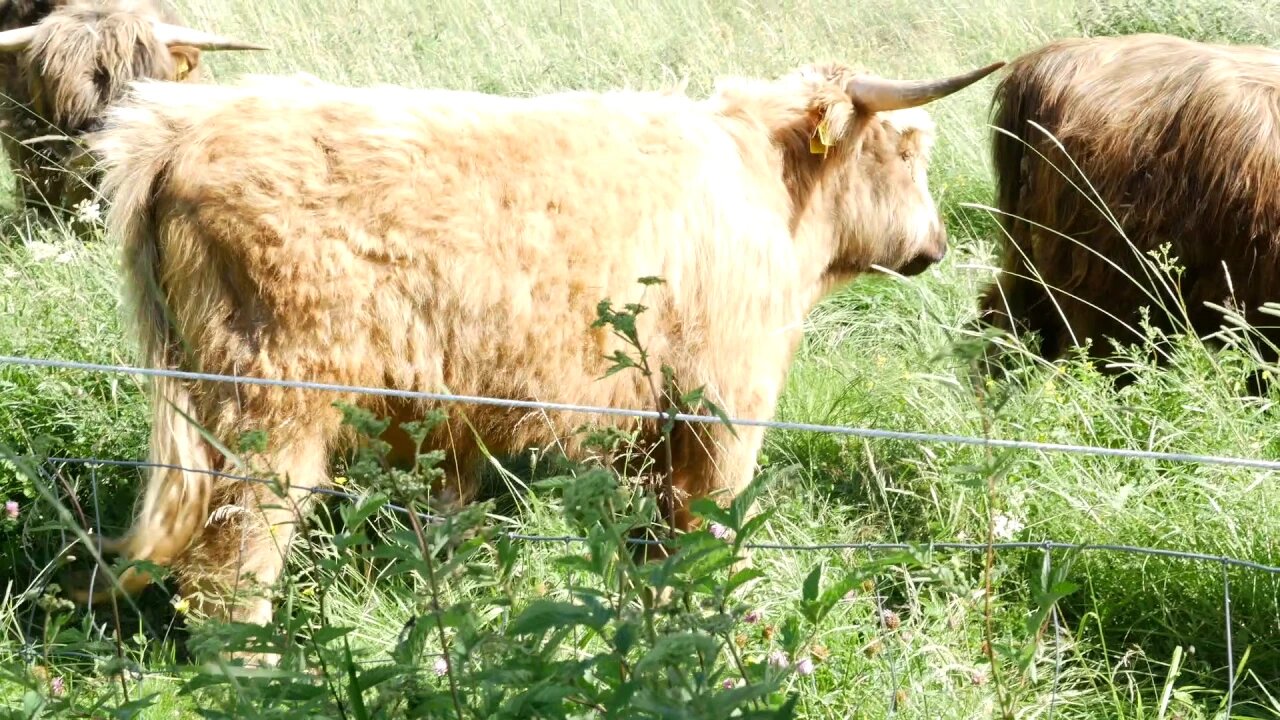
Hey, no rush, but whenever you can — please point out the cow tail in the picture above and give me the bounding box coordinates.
[74,97,214,603]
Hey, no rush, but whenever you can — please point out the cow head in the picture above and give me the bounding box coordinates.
[740,60,1004,283]
[0,1,265,136]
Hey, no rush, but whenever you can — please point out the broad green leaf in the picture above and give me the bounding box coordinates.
[510,600,608,636]
[802,563,823,605]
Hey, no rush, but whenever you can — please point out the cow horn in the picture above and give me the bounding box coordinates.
[846,60,1006,113]
[0,25,38,53]
[150,21,268,51]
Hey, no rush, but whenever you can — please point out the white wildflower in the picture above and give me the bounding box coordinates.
[992,513,1025,541]
[27,240,59,262]
[73,198,102,225]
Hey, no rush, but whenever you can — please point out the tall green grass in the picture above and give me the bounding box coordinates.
[3,0,1280,717]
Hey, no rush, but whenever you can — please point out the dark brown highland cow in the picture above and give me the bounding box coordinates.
[0,0,264,221]
[976,33,1280,381]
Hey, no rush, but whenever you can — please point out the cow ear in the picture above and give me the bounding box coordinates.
[881,109,936,161]
[803,89,857,159]
[168,45,201,81]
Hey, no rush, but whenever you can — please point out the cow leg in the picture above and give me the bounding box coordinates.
[179,430,329,666]
[977,263,1070,363]
[655,418,766,562]
[668,423,763,531]
[381,401,484,513]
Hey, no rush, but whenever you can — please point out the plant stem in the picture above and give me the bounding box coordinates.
[406,503,466,720]
[974,363,1011,718]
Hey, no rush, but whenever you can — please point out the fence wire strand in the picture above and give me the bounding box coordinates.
[3,351,1275,712]
[6,353,1280,472]
[32,455,1280,575]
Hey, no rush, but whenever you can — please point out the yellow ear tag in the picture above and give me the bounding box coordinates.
[810,117,834,156]
[175,56,190,79]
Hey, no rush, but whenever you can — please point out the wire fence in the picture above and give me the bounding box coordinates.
[4,352,1280,716]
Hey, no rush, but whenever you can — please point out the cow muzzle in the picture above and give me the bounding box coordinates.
[897,230,947,277]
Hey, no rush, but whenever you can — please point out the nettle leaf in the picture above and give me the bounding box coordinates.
[773,693,801,719]
[680,387,706,406]
[107,694,161,720]
[690,497,732,527]
[700,398,739,438]
[779,616,803,654]
[733,518,768,550]
[510,599,610,637]
[21,691,42,718]
[553,554,595,574]
[354,664,402,694]
[309,626,355,646]
[709,681,786,716]
[602,349,638,376]
[332,531,371,552]
[802,563,823,605]
[633,633,722,675]
[592,298,615,326]
[614,619,640,657]
[495,533,519,578]
[342,639,370,720]
[725,567,766,597]
[815,571,872,622]
[392,616,431,666]
[610,313,638,338]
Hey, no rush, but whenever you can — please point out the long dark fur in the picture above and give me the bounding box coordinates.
[977,33,1280,380]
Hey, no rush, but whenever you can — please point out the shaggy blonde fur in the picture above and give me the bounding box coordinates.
[0,0,202,219]
[84,63,990,636]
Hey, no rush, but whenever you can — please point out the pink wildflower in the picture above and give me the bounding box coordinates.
[743,609,761,624]
[795,657,815,676]
[767,650,789,669]
[433,657,449,676]
[710,522,730,540]
[5,500,17,519]
[50,676,64,697]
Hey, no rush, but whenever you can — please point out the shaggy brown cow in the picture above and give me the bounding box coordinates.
[976,33,1280,380]
[0,0,264,221]
[83,60,1003,655]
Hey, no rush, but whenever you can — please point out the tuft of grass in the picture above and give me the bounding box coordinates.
[1078,0,1280,45]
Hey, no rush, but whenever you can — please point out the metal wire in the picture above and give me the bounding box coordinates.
[6,353,1280,473]
[6,351,1273,712]
[35,455,1280,573]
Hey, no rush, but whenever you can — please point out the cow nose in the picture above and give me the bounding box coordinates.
[898,253,937,277]
[898,231,947,277]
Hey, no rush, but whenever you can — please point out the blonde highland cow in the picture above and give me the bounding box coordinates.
[80,58,1004,660]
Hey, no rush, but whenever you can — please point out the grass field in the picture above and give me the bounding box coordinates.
[3,0,1280,717]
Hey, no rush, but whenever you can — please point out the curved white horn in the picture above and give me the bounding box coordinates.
[0,25,39,53]
[846,60,1006,113]
[149,21,268,51]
